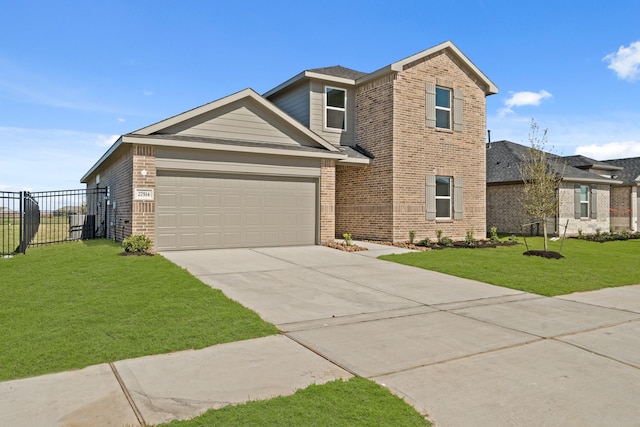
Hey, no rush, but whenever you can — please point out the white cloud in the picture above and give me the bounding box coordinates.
[117,117,127,123]
[575,141,640,160]
[143,90,154,96]
[95,134,120,147]
[0,127,117,191]
[603,41,640,81]
[498,90,552,117]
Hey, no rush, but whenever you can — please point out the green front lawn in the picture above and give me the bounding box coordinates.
[162,377,429,427]
[381,237,640,296]
[0,240,279,381]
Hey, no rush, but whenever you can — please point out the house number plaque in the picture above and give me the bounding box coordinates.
[134,188,154,201]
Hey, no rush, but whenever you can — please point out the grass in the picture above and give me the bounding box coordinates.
[381,237,640,296]
[0,239,279,381]
[161,377,429,427]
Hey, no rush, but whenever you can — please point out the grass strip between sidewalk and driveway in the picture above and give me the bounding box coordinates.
[161,377,430,427]
[0,239,279,381]
[380,237,640,297]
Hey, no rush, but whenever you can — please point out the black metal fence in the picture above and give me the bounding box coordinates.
[1,188,108,255]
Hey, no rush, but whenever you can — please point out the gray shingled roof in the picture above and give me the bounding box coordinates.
[564,155,622,171]
[603,157,640,184]
[307,65,367,80]
[487,140,620,184]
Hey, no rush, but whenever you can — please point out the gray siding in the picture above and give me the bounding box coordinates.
[159,100,313,146]
[309,80,356,147]
[155,147,321,178]
[269,82,310,127]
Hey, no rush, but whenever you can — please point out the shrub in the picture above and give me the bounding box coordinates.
[408,230,416,244]
[122,235,152,253]
[464,229,477,247]
[416,238,432,247]
[343,233,353,246]
[489,226,500,243]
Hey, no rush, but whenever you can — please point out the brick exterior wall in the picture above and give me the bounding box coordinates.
[610,186,634,231]
[320,159,336,242]
[336,75,395,241]
[486,183,528,234]
[131,145,156,243]
[86,145,134,242]
[336,50,488,242]
[558,183,610,235]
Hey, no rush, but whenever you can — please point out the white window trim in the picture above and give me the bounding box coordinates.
[580,185,590,219]
[324,86,347,132]
[435,176,452,220]
[435,86,451,130]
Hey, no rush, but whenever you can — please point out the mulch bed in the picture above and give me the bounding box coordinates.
[523,250,564,259]
[323,242,368,252]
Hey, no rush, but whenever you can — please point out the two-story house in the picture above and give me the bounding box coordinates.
[81,41,498,250]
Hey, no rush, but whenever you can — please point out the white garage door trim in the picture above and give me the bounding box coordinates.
[156,171,318,250]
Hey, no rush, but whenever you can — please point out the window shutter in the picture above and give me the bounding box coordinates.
[590,187,598,219]
[426,175,436,220]
[426,83,436,128]
[574,185,581,219]
[454,177,463,220]
[453,88,464,132]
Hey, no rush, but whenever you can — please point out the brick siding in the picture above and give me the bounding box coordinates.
[337,50,488,242]
[320,159,336,242]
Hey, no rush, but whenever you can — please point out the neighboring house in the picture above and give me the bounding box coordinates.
[486,140,628,236]
[81,41,498,251]
[602,157,640,231]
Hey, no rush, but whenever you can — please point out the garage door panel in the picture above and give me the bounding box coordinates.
[156,173,317,250]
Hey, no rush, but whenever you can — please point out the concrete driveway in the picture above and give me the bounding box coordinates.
[163,243,640,426]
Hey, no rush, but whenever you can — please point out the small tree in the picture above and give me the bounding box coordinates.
[519,120,564,252]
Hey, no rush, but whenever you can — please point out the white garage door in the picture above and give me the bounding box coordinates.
[155,172,317,250]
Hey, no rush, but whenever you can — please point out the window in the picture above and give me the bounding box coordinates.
[580,185,590,218]
[435,87,451,129]
[426,176,463,221]
[435,176,452,219]
[325,87,346,130]
[426,83,463,131]
[574,185,597,219]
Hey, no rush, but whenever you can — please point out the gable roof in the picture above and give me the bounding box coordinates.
[487,140,623,185]
[307,66,367,80]
[358,41,498,95]
[603,157,640,184]
[564,155,624,172]
[265,40,498,98]
[81,88,345,183]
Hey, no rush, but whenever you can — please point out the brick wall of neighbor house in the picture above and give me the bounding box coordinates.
[86,146,134,241]
[610,186,630,230]
[319,159,336,242]
[336,75,395,240]
[559,183,610,235]
[131,144,156,243]
[486,183,528,234]
[391,50,488,241]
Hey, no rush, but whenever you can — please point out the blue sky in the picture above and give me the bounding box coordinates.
[1,0,639,191]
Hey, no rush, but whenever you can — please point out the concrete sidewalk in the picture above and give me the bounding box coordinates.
[3,242,640,426]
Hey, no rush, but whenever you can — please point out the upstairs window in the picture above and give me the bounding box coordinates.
[426,83,463,131]
[325,87,346,130]
[435,87,451,130]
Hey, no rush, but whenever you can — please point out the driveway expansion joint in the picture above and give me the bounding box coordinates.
[109,362,146,426]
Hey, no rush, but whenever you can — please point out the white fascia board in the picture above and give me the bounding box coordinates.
[357,41,499,95]
[337,157,372,165]
[264,71,356,98]
[124,135,347,161]
[130,88,338,153]
[80,136,123,183]
[563,177,624,185]
[132,88,257,136]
